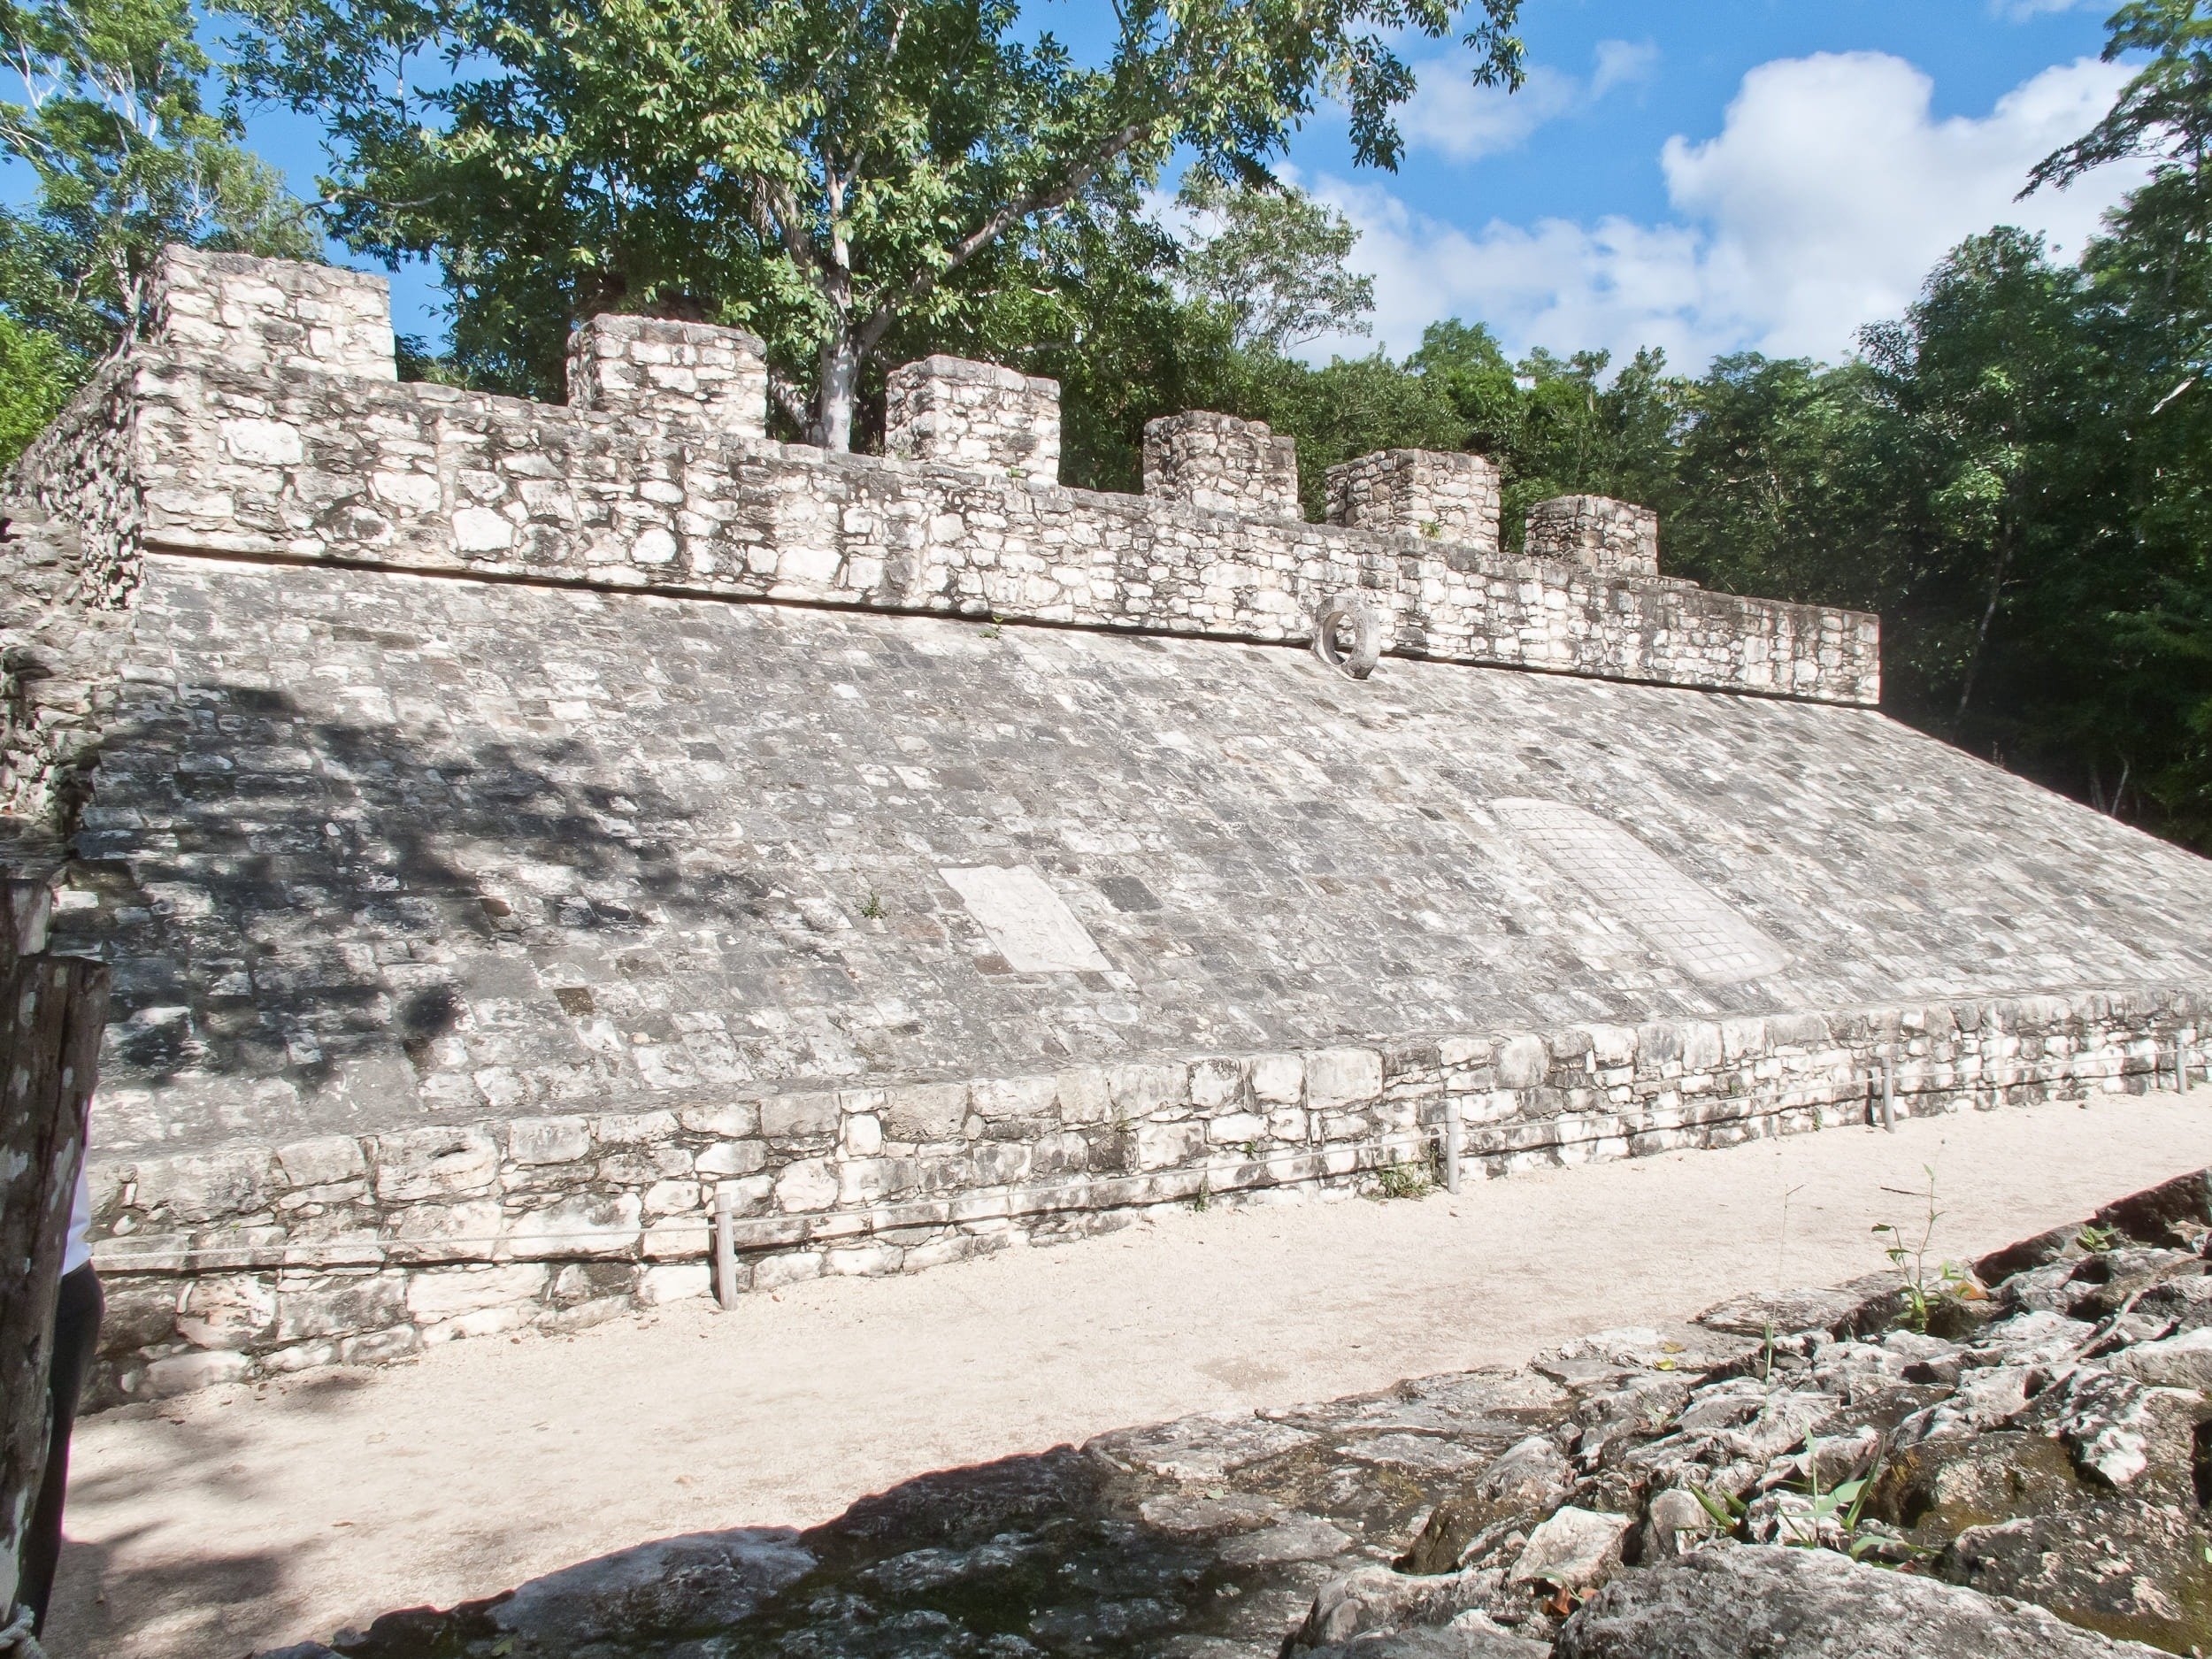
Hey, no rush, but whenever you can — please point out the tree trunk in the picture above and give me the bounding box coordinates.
[1954,529,2014,730]
[0,877,108,1622]
[809,334,862,452]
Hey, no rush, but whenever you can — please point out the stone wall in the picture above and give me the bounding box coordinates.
[150,246,396,383]
[3,250,1882,707]
[1141,411,1303,520]
[885,355,1061,480]
[1527,495,1661,579]
[88,986,2208,1402]
[1325,449,1501,559]
[563,313,769,439]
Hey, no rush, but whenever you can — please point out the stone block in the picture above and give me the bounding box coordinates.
[507,1116,592,1165]
[881,1081,972,1142]
[1525,494,1659,577]
[503,1193,644,1259]
[885,356,1060,482]
[372,1126,501,1203]
[565,313,767,438]
[174,1274,278,1349]
[1142,411,1301,519]
[406,1263,550,1320]
[275,1135,367,1190]
[150,245,396,380]
[1325,449,1501,557]
[641,1263,712,1303]
[1306,1048,1384,1110]
[696,1141,767,1177]
[133,1147,278,1223]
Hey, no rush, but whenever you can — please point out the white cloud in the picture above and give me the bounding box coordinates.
[1591,39,1662,99]
[1309,51,2146,371]
[1399,39,1657,163]
[1992,0,2093,18]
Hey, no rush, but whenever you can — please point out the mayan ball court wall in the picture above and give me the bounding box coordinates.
[5,246,2212,1402]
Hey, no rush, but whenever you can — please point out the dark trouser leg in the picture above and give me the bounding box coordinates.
[21,1263,102,1633]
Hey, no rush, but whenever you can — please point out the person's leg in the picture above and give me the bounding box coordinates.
[20,1265,102,1632]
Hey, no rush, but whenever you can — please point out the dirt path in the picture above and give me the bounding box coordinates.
[45,1093,2212,1659]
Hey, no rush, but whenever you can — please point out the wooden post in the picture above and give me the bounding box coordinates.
[1443,1098,1462,1195]
[714,1185,739,1310]
[0,877,109,1622]
[1880,1052,1896,1133]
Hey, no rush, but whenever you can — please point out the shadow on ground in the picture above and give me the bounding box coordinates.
[245,1363,1585,1659]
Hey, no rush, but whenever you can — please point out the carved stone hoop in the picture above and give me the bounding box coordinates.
[1311,593,1382,680]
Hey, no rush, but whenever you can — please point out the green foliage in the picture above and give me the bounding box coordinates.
[0,0,314,357]
[1873,1167,1973,1335]
[224,0,1524,445]
[1176,178,1374,356]
[0,311,81,463]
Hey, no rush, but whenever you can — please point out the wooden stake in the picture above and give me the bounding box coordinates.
[714,1185,739,1310]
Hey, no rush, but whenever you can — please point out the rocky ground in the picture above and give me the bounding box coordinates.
[257,1170,2212,1659]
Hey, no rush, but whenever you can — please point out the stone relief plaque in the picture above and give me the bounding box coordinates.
[1494,797,1788,985]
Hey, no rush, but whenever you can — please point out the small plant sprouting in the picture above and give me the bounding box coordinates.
[1873,1165,1974,1333]
[1419,519,1444,541]
[1374,1148,1438,1201]
[1190,1175,1211,1212]
[859,890,885,920]
[2075,1220,2121,1254]
[979,614,1004,640]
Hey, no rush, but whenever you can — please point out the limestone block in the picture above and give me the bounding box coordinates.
[133,1147,278,1223]
[1325,449,1501,558]
[372,1126,502,1202]
[503,1193,644,1259]
[150,244,396,380]
[1525,495,1660,577]
[885,356,1061,483]
[1142,411,1301,519]
[565,313,768,439]
[406,1263,551,1320]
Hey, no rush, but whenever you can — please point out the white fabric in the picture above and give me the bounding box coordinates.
[60,1162,90,1278]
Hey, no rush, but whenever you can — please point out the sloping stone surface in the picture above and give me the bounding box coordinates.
[65,554,2212,1155]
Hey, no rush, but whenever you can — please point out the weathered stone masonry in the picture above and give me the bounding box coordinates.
[12,249,1879,708]
[85,988,2212,1398]
[8,247,2212,1402]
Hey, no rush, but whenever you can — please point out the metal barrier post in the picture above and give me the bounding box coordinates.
[1444,1097,1462,1194]
[714,1185,740,1310]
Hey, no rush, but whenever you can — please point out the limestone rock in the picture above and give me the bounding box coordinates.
[1400,1433,1574,1573]
[2108,1325,2212,1391]
[1308,1620,1550,1658]
[483,1527,814,1645]
[1940,1501,2212,1655]
[1554,1543,2165,1657]
[1506,1506,1632,1593]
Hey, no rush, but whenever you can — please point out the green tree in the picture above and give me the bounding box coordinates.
[227,0,1525,447]
[1175,180,1374,356]
[0,311,75,455]
[0,0,313,360]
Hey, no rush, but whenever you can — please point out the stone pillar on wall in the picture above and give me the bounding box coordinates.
[1525,495,1661,577]
[565,314,770,439]
[883,356,1062,483]
[1325,449,1501,557]
[1142,411,1302,519]
[150,244,396,380]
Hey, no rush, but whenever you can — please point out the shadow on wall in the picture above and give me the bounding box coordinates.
[58,677,788,1130]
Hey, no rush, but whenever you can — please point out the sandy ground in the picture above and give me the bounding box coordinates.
[43,1091,2212,1659]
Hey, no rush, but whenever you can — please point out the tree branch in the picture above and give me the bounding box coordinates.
[854,116,1156,348]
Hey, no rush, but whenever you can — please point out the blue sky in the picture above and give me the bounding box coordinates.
[230,0,2140,373]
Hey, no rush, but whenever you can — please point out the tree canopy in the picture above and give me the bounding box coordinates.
[225,0,1524,447]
